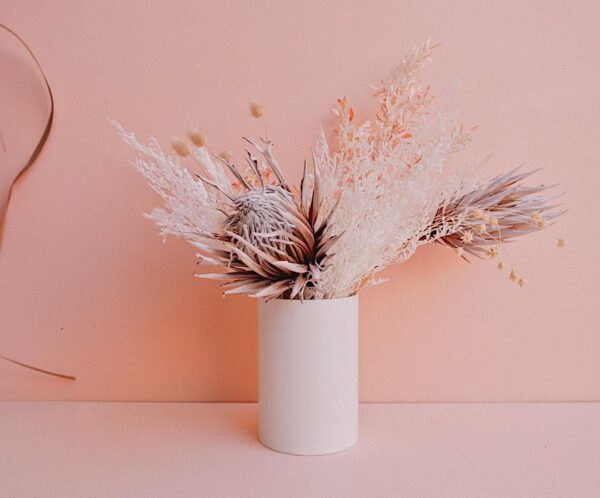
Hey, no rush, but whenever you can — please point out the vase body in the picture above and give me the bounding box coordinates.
[258,295,359,455]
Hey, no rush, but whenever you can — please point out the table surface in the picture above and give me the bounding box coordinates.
[2,402,599,497]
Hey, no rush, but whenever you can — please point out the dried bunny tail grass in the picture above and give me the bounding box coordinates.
[171,137,190,157]
[427,168,565,257]
[249,100,264,119]
[187,128,206,147]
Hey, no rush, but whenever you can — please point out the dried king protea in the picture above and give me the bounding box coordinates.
[206,144,340,300]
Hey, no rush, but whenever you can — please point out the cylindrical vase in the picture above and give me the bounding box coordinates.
[258,295,359,455]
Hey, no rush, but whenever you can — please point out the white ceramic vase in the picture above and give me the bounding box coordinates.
[258,295,359,455]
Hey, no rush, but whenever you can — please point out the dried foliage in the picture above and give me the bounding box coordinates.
[115,40,564,300]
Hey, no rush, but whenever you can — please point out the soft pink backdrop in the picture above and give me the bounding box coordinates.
[1,0,598,401]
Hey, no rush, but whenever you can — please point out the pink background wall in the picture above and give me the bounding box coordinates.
[1,0,598,401]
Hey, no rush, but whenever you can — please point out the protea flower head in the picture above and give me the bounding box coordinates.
[196,138,341,300]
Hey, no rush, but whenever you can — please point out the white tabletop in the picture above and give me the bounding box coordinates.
[2,402,599,497]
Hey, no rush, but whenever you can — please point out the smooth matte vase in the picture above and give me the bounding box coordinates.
[258,295,359,455]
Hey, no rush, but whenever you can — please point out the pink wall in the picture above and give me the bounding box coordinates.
[1,0,598,401]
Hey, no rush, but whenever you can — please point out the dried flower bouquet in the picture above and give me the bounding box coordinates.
[115,40,564,300]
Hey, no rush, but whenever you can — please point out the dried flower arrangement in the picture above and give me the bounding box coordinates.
[115,40,565,300]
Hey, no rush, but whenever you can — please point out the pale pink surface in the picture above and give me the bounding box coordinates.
[1,402,599,497]
[0,0,598,401]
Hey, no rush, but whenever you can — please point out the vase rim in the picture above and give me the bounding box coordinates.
[263,294,358,303]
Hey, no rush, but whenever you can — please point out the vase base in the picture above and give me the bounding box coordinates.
[258,433,358,456]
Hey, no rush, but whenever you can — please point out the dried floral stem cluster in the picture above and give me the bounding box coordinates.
[114,124,339,299]
[430,168,565,282]
[115,40,564,300]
